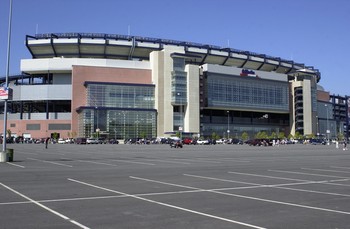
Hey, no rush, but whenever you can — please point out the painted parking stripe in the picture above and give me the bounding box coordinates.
[269,169,350,179]
[228,171,308,182]
[301,167,350,174]
[68,178,266,229]
[77,160,118,167]
[140,159,191,165]
[171,158,222,163]
[27,158,73,168]
[6,162,25,168]
[226,172,350,197]
[330,166,350,170]
[200,157,250,163]
[136,175,350,216]
[0,182,89,229]
[109,159,155,165]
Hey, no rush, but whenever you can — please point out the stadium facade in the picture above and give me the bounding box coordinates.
[0,33,348,140]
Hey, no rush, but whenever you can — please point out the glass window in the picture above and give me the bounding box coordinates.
[207,74,289,111]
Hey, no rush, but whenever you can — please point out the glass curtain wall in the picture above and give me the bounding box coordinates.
[78,83,156,139]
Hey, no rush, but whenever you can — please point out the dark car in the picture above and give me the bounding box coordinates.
[230,138,243,145]
[309,139,326,145]
[109,139,119,144]
[75,137,87,144]
[170,140,183,148]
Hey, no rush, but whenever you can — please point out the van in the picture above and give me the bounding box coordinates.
[75,137,87,144]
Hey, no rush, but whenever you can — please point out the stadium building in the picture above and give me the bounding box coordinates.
[0,33,330,140]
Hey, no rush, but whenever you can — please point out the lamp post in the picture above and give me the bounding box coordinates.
[177,92,183,139]
[325,104,330,145]
[227,111,230,139]
[2,0,13,155]
[95,106,99,138]
[316,115,319,138]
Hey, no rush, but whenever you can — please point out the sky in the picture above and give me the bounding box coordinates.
[0,0,349,96]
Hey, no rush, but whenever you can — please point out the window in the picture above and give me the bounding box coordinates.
[27,124,40,130]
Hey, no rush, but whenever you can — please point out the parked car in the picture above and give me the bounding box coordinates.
[109,139,119,144]
[75,137,87,144]
[196,139,210,145]
[309,139,326,145]
[57,138,66,144]
[229,138,243,145]
[87,138,99,144]
[170,140,183,148]
[182,138,193,145]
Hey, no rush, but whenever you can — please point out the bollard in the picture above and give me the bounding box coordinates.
[0,151,9,162]
[6,148,14,162]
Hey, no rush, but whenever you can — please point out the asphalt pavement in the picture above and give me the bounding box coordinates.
[1,143,350,229]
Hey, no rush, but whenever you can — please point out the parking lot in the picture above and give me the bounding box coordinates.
[1,143,350,228]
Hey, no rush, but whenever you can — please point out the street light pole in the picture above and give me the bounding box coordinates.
[227,111,230,139]
[325,104,330,145]
[177,92,183,139]
[316,115,319,138]
[2,0,13,154]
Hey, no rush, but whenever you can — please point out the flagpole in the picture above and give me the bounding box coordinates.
[2,0,13,153]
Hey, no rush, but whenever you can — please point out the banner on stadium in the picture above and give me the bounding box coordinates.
[0,87,13,100]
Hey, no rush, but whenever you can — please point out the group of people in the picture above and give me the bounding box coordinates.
[335,140,348,150]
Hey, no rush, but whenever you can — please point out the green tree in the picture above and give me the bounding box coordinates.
[278,132,286,139]
[52,132,59,140]
[337,132,344,140]
[256,131,268,139]
[294,132,302,139]
[140,131,147,139]
[211,132,220,140]
[6,129,11,138]
[270,132,277,139]
[241,132,249,141]
[306,133,315,139]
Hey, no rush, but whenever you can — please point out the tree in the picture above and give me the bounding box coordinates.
[337,132,344,140]
[52,132,59,140]
[6,129,11,138]
[256,131,268,139]
[270,132,277,139]
[241,132,249,141]
[306,133,315,139]
[140,131,147,139]
[294,132,302,140]
[278,132,286,139]
[211,132,220,140]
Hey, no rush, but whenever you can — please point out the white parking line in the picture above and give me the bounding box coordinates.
[109,159,155,165]
[140,159,191,165]
[201,157,250,163]
[6,162,25,168]
[330,166,350,170]
[133,175,350,216]
[301,167,350,174]
[228,171,308,182]
[0,182,89,229]
[68,178,266,229]
[269,169,350,179]
[226,171,350,197]
[77,160,118,167]
[27,158,73,168]
[171,158,222,163]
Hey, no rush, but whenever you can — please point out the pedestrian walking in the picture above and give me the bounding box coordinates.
[343,140,347,151]
[45,137,50,149]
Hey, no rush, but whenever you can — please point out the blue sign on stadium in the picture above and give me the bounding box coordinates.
[240,69,259,78]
